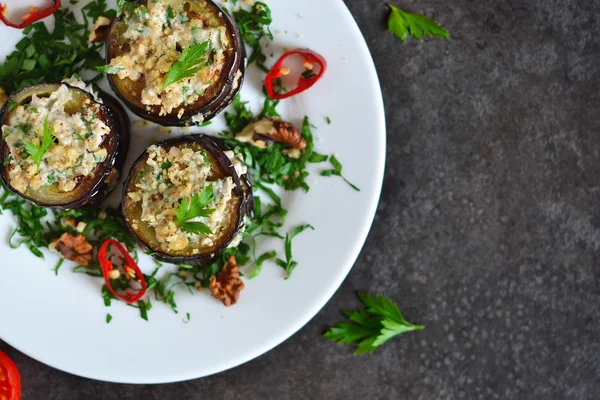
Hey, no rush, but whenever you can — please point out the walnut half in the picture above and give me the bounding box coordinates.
[236,117,307,150]
[209,256,245,306]
[89,16,113,43]
[49,233,94,266]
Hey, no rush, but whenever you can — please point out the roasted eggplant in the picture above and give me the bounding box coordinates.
[105,0,245,127]
[0,83,130,208]
[122,134,251,266]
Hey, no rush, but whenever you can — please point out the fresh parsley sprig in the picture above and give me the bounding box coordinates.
[23,114,55,172]
[387,4,450,42]
[324,292,423,355]
[174,184,215,235]
[163,41,211,89]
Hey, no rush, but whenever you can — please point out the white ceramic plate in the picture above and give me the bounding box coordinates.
[0,0,385,383]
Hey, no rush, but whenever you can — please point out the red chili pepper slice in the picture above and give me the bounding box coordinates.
[0,351,21,400]
[264,49,327,100]
[98,239,147,303]
[0,0,61,29]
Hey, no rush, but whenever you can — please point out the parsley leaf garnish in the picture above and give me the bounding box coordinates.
[324,292,424,355]
[24,114,55,172]
[387,4,449,42]
[163,41,211,89]
[174,184,215,235]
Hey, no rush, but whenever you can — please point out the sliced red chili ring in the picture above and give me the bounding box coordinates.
[0,0,61,29]
[264,49,327,100]
[98,239,147,303]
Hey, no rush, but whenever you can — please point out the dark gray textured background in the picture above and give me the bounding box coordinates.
[3,0,600,398]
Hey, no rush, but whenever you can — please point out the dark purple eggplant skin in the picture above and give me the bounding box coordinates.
[105,0,246,127]
[122,134,252,266]
[0,83,128,209]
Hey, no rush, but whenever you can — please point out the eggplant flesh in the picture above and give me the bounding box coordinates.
[0,83,129,209]
[122,134,251,266]
[106,0,245,127]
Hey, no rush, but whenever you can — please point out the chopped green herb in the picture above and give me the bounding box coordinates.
[7,100,17,112]
[326,117,331,125]
[96,65,124,74]
[324,292,424,355]
[53,258,65,276]
[174,184,215,235]
[117,0,139,19]
[276,224,314,279]
[23,114,56,172]
[163,41,211,89]
[387,4,450,42]
[232,2,273,73]
[137,299,151,321]
[0,0,113,92]
[106,313,113,324]
[321,155,361,192]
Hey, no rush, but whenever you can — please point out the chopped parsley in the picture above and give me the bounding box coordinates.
[96,65,124,74]
[0,0,113,92]
[232,2,273,73]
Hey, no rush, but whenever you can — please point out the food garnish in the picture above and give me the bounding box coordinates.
[23,114,55,172]
[0,1,113,92]
[163,41,211,90]
[232,1,273,72]
[265,49,327,100]
[0,0,61,29]
[237,117,307,150]
[387,4,450,42]
[99,239,147,304]
[174,184,216,235]
[321,155,361,192]
[0,350,20,400]
[324,292,424,355]
[49,233,94,266]
[209,255,245,306]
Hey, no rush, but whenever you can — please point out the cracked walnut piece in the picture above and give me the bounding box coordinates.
[49,233,94,266]
[209,256,245,306]
[236,117,307,150]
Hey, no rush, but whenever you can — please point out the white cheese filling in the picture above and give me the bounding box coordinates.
[2,84,110,193]
[128,144,245,252]
[108,0,230,117]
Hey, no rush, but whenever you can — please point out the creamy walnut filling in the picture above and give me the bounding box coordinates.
[2,84,110,193]
[127,144,245,251]
[108,0,230,117]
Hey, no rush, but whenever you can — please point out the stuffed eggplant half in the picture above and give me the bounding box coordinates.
[122,135,251,266]
[0,83,129,208]
[106,0,245,126]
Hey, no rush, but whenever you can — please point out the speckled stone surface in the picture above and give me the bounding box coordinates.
[3,0,600,398]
